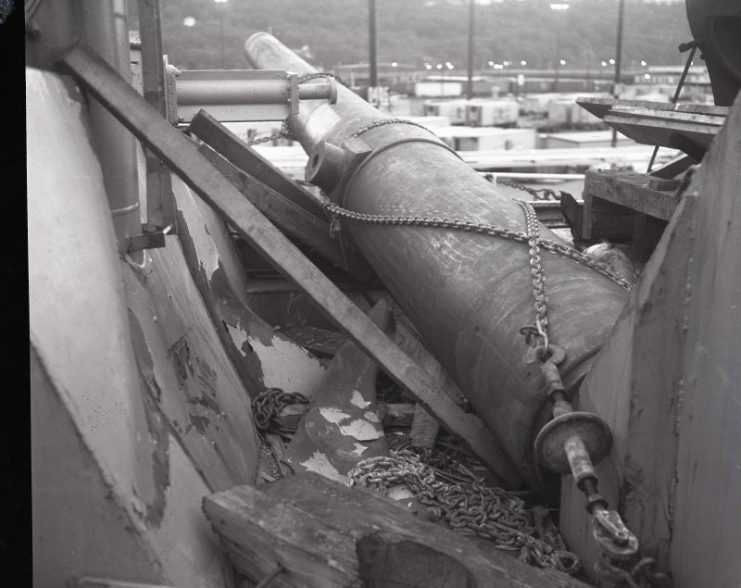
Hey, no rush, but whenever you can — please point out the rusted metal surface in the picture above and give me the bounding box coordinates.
[171,174,327,398]
[244,33,629,490]
[284,300,394,481]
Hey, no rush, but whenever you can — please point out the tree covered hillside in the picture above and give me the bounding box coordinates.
[151,0,693,71]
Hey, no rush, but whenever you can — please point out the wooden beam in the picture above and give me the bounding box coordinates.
[203,474,588,588]
[576,97,729,120]
[197,143,374,283]
[647,153,693,179]
[583,170,682,221]
[136,0,175,230]
[580,194,638,243]
[58,43,522,487]
[281,325,348,357]
[377,402,416,427]
[78,579,174,588]
[601,109,721,154]
[188,110,326,218]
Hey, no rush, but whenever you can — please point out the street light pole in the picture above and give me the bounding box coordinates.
[549,2,570,92]
[467,0,474,100]
[214,0,228,69]
[368,0,378,89]
[219,12,225,67]
[611,0,625,147]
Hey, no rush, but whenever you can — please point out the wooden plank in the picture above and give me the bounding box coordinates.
[197,142,373,282]
[204,474,588,588]
[59,43,522,488]
[188,110,326,218]
[580,192,638,242]
[602,112,720,154]
[380,402,417,427]
[78,579,175,588]
[560,92,741,586]
[281,325,348,357]
[647,153,693,179]
[631,214,666,263]
[283,300,392,481]
[583,170,682,221]
[559,193,583,237]
[136,0,175,230]
[576,97,729,120]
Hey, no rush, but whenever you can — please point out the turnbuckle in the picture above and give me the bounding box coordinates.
[532,346,613,477]
[530,344,640,565]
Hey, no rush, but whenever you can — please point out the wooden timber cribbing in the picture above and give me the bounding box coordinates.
[58,42,522,487]
[203,473,588,588]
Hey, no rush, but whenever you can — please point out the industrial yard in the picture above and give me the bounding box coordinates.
[26,1,740,587]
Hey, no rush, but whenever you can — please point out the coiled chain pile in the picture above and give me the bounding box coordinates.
[348,449,581,575]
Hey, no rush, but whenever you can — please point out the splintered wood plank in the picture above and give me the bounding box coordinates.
[197,142,374,283]
[203,474,587,588]
[59,43,522,487]
[576,97,729,120]
[78,579,175,588]
[602,112,720,154]
[189,110,326,217]
[280,325,348,357]
[577,98,725,156]
[583,170,682,221]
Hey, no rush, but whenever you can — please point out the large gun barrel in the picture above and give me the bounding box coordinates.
[244,33,628,490]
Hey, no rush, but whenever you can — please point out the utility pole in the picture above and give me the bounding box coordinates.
[611,0,625,147]
[467,0,474,100]
[368,0,378,100]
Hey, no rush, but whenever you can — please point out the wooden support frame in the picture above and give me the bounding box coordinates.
[136,0,176,231]
[58,43,522,487]
[583,170,682,222]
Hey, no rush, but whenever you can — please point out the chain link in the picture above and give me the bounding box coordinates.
[324,201,633,291]
[515,200,550,337]
[297,72,347,87]
[348,449,581,575]
[252,388,309,433]
[347,118,438,140]
[497,179,563,201]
